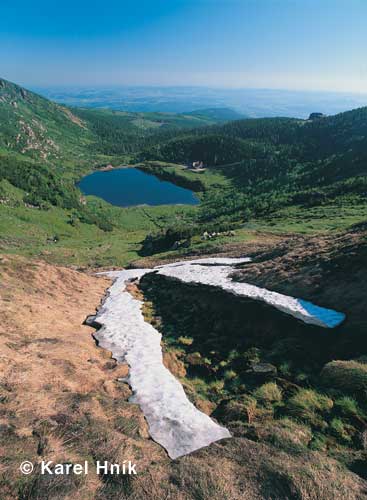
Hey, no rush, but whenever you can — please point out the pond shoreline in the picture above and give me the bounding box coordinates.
[77,167,200,208]
[136,162,206,193]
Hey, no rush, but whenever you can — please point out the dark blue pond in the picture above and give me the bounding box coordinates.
[78,168,199,207]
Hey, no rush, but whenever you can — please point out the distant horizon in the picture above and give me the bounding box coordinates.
[4,73,367,120]
[1,74,366,100]
[27,83,367,96]
[10,80,367,97]
[27,83,367,120]
[5,72,367,97]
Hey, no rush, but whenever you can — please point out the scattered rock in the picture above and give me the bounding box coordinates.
[114,364,129,379]
[248,363,277,376]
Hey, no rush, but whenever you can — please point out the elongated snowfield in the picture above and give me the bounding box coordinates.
[94,257,345,460]
[93,268,231,460]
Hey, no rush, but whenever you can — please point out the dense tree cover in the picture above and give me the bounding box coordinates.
[202,117,303,146]
[140,107,367,224]
[202,107,367,161]
[73,107,234,156]
[74,108,155,155]
[298,107,367,158]
[140,134,266,166]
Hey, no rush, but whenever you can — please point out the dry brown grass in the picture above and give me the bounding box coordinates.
[0,254,366,499]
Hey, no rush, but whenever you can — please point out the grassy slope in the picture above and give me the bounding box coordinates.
[2,160,365,268]
[0,177,196,267]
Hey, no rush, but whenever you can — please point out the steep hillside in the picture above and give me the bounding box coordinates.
[135,225,367,490]
[0,78,93,164]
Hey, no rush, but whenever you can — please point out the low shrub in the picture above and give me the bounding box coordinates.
[216,396,258,424]
[254,382,282,405]
[329,417,353,443]
[334,396,362,418]
[321,360,367,398]
[286,389,333,427]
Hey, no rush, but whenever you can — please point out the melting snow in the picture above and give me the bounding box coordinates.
[93,268,230,460]
[93,257,345,460]
[156,261,345,328]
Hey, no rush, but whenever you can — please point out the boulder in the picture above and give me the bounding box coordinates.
[248,362,277,376]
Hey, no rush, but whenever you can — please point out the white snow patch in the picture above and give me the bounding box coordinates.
[156,261,345,328]
[94,268,230,460]
[156,256,251,268]
[94,257,345,460]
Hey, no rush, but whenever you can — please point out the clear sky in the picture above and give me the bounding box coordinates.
[1,0,367,92]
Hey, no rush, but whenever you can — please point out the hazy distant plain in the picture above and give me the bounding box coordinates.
[34,86,367,118]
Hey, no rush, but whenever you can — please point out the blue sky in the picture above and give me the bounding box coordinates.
[1,0,367,92]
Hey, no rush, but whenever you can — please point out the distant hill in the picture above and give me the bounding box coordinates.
[208,107,367,158]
